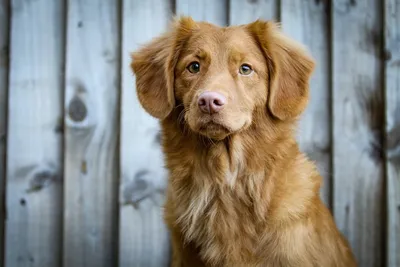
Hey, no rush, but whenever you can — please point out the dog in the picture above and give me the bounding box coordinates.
[131,16,357,267]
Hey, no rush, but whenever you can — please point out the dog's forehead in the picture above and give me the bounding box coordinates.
[187,24,259,53]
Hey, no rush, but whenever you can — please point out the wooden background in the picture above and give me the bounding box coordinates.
[0,0,398,266]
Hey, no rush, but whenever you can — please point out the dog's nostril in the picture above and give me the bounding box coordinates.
[213,99,223,106]
[198,98,206,106]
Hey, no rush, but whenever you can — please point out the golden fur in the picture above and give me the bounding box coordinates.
[131,17,357,267]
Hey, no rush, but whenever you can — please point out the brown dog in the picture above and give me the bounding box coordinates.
[131,16,357,267]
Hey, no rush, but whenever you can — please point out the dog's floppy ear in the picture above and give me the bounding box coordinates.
[131,16,197,119]
[247,20,315,120]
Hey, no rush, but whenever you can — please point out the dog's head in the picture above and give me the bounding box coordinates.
[131,17,315,140]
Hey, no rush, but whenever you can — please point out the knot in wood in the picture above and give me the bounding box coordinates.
[68,96,87,122]
[384,50,392,61]
[123,170,156,206]
[28,169,58,192]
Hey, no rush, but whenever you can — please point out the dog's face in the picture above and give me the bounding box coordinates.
[131,17,314,140]
[174,25,268,140]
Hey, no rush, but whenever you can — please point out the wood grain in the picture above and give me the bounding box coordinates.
[176,0,228,26]
[229,0,278,25]
[280,0,331,207]
[332,0,384,266]
[119,1,171,266]
[0,0,9,264]
[63,0,119,266]
[385,0,400,266]
[5,0,64,266]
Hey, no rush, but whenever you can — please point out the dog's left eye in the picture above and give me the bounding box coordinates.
[187,61,201,73]
[239,64,253,75]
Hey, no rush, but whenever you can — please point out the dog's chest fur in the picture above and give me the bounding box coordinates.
[167,136,271,265]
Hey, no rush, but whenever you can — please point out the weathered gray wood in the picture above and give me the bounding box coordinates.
[332,0,384,266]
[5,0,64,266]
[176,0,228,26]
[385,0,400,266]
[119,1,171,266]
[63,0,119,266]
[280,0,331,206]
[229,0,278,25]
[0,0,9,264]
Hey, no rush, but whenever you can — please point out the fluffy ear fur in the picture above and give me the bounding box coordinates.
[131,16,198,119]
[247,20,315,120]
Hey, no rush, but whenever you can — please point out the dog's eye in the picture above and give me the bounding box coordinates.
[239,64,253,75]
[187,62,200,73]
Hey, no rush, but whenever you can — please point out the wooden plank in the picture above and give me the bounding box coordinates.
[63,0,119,266]
[332,0,384,266]
[176,0,228,26]
[385,0,400,266]
[5,0,64,266]
[0,0,9,264]
[119,1,171,266]
[229,0,278,25]
[280,0,331,206]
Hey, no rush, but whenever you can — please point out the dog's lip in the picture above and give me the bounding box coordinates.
[198,120,230,132]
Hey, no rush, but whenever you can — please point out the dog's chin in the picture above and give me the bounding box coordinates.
[186,111,250,141]
[189,118,246,141]
[197,122,231,141]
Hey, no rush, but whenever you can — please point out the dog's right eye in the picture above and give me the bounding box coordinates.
[187,62,200,73]
[239,64,253,75]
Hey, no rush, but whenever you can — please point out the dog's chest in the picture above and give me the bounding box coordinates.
[168,140,266,264]
[174,171,262,264]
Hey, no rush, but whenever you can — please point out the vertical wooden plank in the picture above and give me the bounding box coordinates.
[332,0,384,266]
[280,1,331,206]
[229,0,278,25]
[176,0,228,26]
[63,0,119,266]
[0,0,9,264]
[119,1,171,266]
[5,0,64,266]
[385,0,400,266]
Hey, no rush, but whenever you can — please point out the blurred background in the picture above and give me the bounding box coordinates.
[0,0,399,266]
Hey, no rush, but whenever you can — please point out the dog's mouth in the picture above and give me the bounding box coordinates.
[184,104,249,141]
[197,119,231,140]
[199,121,229,132]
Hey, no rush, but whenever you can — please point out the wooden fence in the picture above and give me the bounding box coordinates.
[0,0,399,266]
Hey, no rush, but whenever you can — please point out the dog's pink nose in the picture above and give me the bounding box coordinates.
[198,92,226,114]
